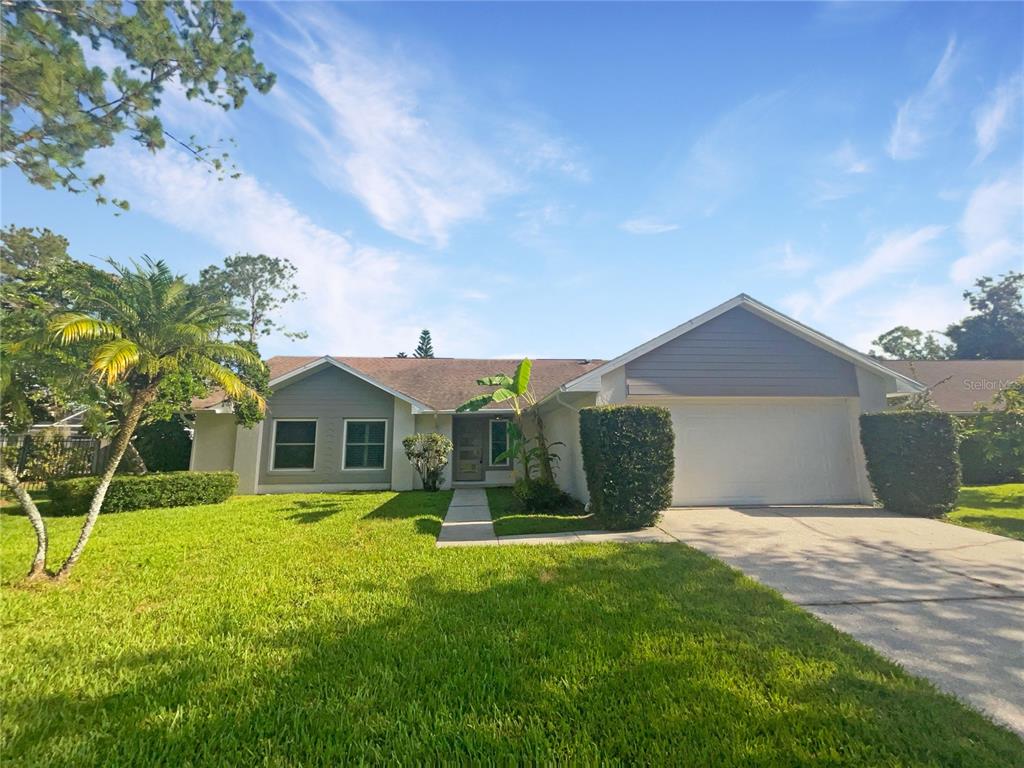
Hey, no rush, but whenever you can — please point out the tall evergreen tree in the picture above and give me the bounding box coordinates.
[2,0,274,207]
[413,330,435,358]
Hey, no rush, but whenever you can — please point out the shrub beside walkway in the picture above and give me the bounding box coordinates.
[437,488,675,548]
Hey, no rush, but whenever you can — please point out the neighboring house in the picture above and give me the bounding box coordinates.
[190,294,923,506]
[881,360,1024,414]
[26,408,89,435]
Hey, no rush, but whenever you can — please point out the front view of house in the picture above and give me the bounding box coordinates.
[190,295,923,506]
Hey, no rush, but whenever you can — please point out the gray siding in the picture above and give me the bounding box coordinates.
[259,366,394,486]
[626,306,859,397]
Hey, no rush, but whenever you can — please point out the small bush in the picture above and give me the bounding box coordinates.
[860,412,960,517]
[512,477,573,512]
[402,433,453,491]
[579,405,674,530]
[48,471,238,516]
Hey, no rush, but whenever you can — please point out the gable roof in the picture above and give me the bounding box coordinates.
[192,356,605,413]
[560,294,925,394]
[882,359,1023,413]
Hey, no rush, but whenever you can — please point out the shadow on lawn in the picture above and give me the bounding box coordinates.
[5,544,1020,765]
[958,488,1024,509]
[362,490,450,537]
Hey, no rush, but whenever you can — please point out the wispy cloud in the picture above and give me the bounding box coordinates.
[785,225,947,318]
[974,73,1024,163]
[264,8,585,247]
[951,174,1024,283]
[101,145,489,356]
[847,284,965,353]
[619,217,679,235]
[660,92,788,218]
[764,242,815,275]
[831,140,872,174]
[887,37,958,160]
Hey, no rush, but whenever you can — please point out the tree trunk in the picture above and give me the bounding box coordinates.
[55,389,154,580]
[531,410,555,485]
[0,463,49,579]
[124,441,147,474]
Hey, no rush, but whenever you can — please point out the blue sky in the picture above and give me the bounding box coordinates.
[3,2,1023,359]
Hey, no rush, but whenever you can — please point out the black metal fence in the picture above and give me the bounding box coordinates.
[1,433,109,491]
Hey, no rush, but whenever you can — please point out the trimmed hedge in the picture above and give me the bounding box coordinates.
[580,405,674,530]
[859,412,960,517]
[48,471,238,516]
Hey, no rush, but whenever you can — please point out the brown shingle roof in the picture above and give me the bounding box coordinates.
[192,356,605,411]
[882,360,1024,413]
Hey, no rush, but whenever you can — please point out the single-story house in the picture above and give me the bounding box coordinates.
[881,359,1023,414]
[190,294,925,506]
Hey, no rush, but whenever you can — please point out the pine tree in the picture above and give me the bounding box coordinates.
[413,330,435,358]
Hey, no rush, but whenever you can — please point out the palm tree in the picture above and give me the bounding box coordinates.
[48,258,265,579]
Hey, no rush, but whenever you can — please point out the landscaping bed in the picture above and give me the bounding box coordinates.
[1,491,1020,765]
[486,486,595,536]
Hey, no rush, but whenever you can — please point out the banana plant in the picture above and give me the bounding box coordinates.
[456,358,557,484]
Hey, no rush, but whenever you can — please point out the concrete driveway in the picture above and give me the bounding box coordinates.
[658,505,1024,736]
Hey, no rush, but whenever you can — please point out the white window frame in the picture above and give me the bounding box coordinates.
[489,418,510,467]
[270,418,318,472]
[342,418,389,471]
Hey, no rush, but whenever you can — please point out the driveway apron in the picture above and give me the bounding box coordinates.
[658,505,1024,736]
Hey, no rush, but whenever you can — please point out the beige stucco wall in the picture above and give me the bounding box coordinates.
[391,399,416,491]
[537,391,598,502]
[190,412,237,472]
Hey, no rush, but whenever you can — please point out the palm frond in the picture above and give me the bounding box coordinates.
[50,313,122,344]
[203,340,264,368]
[89,339,141,384]
[160,279,188,309]
[192,358,266,412]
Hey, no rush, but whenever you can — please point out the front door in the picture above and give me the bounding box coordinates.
[453,419,485,482]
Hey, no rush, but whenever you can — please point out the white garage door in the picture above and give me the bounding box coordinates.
[666,398,861,506]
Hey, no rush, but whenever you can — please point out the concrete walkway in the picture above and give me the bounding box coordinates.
[658,505,1024,736]
[437,488,497,547]
[436,489,676,548]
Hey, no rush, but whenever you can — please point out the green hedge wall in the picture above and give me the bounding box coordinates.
[958,413,1024,485]
[859,412,960,517]
[579,405,674,530]
[48,471,238,516]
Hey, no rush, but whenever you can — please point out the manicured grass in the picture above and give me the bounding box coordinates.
[487,486,595,536]
[0,490,53,516]
[2,492,1021,765]
[945,483,1024,541]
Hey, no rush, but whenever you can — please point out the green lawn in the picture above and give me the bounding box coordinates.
[945,483,1024,541]
[487,486,596,536]
[2,492,1020,765]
